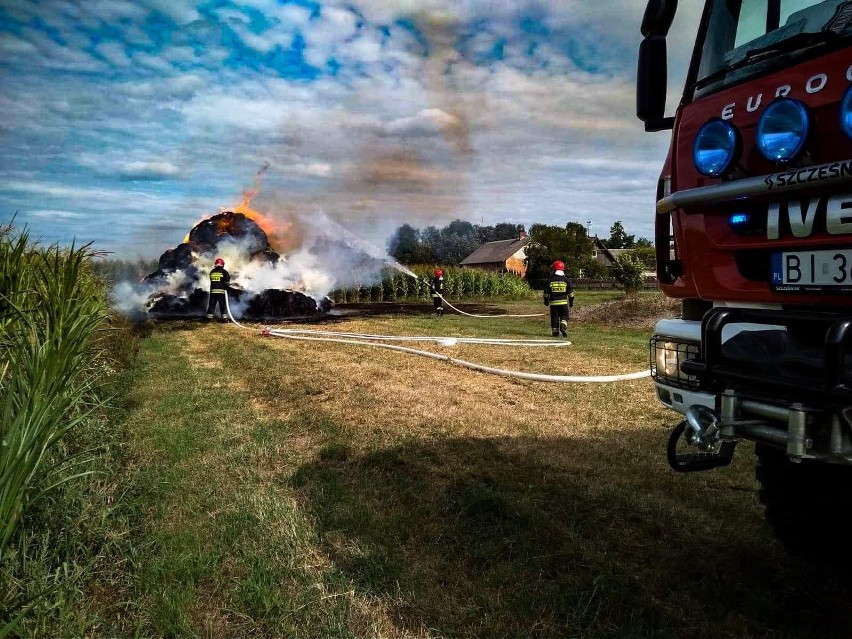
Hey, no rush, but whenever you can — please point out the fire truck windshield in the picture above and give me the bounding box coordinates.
[691,0,851,98]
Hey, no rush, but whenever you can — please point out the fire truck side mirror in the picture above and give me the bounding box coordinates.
[641,0,678,37]
[637,36,674,132]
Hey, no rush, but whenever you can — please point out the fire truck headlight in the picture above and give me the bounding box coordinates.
[756,98,810,163]
[657,342,680,377]
[693,119,739,177]
[841,86,852,140]
[650,336,700,389]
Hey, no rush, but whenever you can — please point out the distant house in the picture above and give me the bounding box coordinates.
[460,231,531,277]
[591,236,628,269]
[592,237,655,279]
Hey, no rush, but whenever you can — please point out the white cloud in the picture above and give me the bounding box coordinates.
[28,209,87,219]
[1,0,40,22]
[0,34,38,55]
[292,162,333,177]
[163,46,197,64]
[4,180,168,202]
[231,23,295,53]
[306,6,359,46]
[96,42,131,67]
[138,0,201,24]
[114,73,206,99]
[383,108,459,138]
[0,0,698,253]
[236,0,313,26]
[344,0,463,24]
[214,7,251,25]
[119,161,182,180]
[80,0,147,23]
[181,93,291,131]
[132,51,175,73]
[228,2,312,53]
[16,28,105,72]
[123,26,155,47]
[343,33,383,63]
[166,74,206,97]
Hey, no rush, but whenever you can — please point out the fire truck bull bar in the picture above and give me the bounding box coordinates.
[667,307,852,470]
[682,307,852,403]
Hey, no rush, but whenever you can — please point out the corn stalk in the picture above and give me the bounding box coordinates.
[0,226,109,559]
[331,265,535,304]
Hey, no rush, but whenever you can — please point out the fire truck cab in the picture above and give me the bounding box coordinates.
[638,0,852,559]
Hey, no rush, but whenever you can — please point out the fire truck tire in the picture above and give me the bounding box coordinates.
[755,443,852,562]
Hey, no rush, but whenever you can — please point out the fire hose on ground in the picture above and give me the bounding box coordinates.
[436,293,544,318]
[223,294,651,384]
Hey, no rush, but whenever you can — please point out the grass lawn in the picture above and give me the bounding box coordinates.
[56,295,852,638]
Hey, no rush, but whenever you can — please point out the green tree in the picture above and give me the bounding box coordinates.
[612,253,644,294]
[388,224,419,261]
[524,223,597,289]
[476,223,525,244]
[582,259,609,278]
[387,224,435,264]
[388,220,526,266]
[607,221,636,249]
[492,223,525,241]
[437,220,481,264]
[633,245,656,270]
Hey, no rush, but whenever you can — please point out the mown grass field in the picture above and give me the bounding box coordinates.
[38,293,852,638]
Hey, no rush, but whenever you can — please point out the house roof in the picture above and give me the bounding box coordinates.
[592,236,620,264]
[607,248,633,258]
[460,237,531,265]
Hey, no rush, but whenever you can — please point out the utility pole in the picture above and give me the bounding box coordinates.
[586,220,592,237]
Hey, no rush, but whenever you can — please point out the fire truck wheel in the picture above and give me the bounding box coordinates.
[755,443,852,563]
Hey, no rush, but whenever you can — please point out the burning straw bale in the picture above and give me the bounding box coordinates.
[145,212,279,281]
[115,204,395,320]
[247,289,332,317]
[138,211,325,319]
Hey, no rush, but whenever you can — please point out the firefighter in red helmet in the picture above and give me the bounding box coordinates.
[206,257,231,321]
[543,260,574,338]
[430,268,444,316]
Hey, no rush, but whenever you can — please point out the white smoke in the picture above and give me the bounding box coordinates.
[111,207,397,318]
[110,269,196,317]
[110,281,154,317]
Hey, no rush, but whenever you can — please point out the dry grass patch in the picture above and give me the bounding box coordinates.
[82,304,852,638]
[572,291,680,329]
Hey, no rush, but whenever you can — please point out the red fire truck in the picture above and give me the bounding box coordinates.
[638,0,852,558]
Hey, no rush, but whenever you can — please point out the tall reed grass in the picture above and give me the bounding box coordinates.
[0,223,110,560]
[331,265,533,304]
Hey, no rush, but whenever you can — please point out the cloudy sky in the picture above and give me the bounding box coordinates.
[0,0,701,257]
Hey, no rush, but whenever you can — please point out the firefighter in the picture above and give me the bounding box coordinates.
[206,257,230,321]
[543,260,574,338]
[430,268,444,316]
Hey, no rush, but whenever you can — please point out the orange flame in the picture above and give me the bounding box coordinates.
[182,163,294,251]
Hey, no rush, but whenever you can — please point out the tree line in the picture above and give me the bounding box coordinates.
[387,219,654,288]
[387,220,526,266]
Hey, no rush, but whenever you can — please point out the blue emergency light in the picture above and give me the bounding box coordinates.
[693,119,739,177]
[841,85,852,140]
[756,98,810,163]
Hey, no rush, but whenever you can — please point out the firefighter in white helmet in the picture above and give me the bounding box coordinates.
[206,257,230,321]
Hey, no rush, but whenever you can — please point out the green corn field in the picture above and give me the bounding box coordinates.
[330,266,534,304]
[0,223,111,561]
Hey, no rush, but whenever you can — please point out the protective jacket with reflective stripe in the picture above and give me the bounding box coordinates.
[544,274,574,306]
[210,266,230,293]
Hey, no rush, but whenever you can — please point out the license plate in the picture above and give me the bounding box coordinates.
[771,249,852,292]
